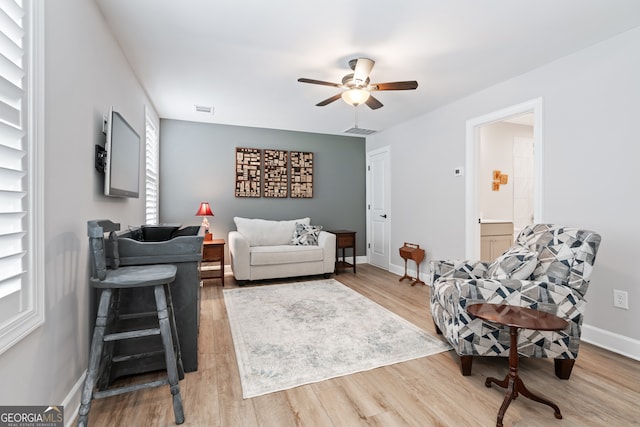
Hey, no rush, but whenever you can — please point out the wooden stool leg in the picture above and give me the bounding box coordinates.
[154,285,185,425]
[164,283,185,379]
[97,288,121,390]
[77,289,113,427]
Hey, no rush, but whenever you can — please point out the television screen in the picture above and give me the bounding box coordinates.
[104,107,140,198]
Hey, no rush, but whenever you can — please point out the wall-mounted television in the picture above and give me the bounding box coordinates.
[103,107,140,198]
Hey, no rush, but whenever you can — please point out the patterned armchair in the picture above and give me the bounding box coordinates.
[430,224,601,379]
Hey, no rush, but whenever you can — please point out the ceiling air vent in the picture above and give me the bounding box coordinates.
[194,105,214,114]
[344,127,376,135]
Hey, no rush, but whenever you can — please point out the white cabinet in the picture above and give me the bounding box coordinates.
[480,222,514,261]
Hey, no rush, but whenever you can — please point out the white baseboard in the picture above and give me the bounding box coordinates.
[388,262,403,277]
[581,324,640,361]
[63,370,85,427]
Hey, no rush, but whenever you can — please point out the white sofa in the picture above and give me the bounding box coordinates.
[228,217,336,282]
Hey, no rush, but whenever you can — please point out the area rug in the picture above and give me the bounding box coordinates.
[223,279,451,398]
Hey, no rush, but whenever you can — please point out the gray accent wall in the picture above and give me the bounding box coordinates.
[159,120,367,258]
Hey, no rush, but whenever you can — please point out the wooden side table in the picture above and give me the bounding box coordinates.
[327,230,356,274]
[399,242,425,286]
[201,238,225,286]
[467,303,569,427]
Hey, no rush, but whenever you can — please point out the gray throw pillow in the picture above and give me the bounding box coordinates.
[291,223,323,246]
[487,245,538,280]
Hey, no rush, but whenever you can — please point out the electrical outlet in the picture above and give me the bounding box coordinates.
[613,289,629,309]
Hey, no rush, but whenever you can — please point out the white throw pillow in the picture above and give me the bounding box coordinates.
[234,217,310,246]
[487,246,538,280]
[291,223,323,246]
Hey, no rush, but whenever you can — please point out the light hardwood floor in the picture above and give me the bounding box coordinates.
[83,264,640,426]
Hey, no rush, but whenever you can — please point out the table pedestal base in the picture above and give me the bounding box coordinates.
[485,326,562,427]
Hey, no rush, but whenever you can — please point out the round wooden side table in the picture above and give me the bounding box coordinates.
[466,303,569,427]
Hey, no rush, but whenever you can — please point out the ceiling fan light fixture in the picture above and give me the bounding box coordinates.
[341,88,370,107]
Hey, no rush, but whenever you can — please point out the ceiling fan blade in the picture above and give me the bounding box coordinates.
[298,78,341,88]
[353,58,375,85]
[365,95,383,110]
[316,93,342,106]
[371,81,419,91]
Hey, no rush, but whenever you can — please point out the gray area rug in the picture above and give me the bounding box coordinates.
[223,279,451,398]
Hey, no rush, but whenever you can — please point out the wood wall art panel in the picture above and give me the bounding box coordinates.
[235,147,262,197]
[263,149,288,198]
[290,151,313,198]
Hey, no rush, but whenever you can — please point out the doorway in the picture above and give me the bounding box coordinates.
[465,98,543,260]
[366,146,390,269]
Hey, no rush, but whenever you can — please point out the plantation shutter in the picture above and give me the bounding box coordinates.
[0,0,43,355]
[145,107,159,225]
[0,0,27,325]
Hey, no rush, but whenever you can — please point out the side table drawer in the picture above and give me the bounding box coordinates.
[337,235,355,247]
[203,244,223,261]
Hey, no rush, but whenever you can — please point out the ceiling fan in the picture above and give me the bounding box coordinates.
[298,58,418,110]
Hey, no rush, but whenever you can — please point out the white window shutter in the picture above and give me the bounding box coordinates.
[145,106,159,225]
[0,0,45,354]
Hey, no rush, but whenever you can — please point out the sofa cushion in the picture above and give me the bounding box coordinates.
[234,217,310,246]
[487,245,537,280]
[291,223,323,246]
[250,245,323,266]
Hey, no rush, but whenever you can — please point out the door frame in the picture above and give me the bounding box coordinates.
[366,145,391,269]
[464,98,544,259]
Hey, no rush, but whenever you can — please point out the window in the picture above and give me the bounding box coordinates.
[144,106,159,225]
[0,0,44,355]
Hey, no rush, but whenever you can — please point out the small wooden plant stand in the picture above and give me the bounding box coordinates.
[399,242,425,286]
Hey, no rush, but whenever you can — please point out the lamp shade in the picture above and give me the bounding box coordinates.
[341,88,370,107]
[195,202,214,217]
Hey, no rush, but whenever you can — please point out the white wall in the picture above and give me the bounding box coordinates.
[0,0,152,411]
[368,27,640,355]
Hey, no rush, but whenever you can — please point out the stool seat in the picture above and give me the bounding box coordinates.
[91,264,177,289]
[77,220,185,427]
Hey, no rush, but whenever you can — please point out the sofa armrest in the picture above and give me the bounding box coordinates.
[435,277,585,334]
[430,260,489,284]
[318,231,336,273]
[228,231,251,280]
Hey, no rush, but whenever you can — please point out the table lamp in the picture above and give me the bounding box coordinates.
[195,202,214,240]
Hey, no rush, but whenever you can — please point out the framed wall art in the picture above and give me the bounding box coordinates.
[263,149,288,198]
[235,147,262,197]
[290,151,313,198]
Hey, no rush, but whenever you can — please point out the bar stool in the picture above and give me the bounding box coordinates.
[77,220,185,426]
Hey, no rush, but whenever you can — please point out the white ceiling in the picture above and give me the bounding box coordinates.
[94,0,640,137]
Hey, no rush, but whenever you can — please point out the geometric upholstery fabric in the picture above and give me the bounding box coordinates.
[430,224,601,361]
[516,224,600,297]
[487,245,538,280]
[291,223,323,246]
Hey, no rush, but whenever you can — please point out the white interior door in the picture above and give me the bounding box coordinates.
[367,147,390,269]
